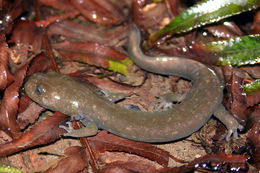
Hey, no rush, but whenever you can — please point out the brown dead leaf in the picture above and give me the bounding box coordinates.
[48,21,129,46]
[27,53,51,76]
[18,94,34,114]
[133,0,171,34]
[9,20,42,55]
[38,0,75,11]
[44,146,89,173]
[0,32,14,90]
[70,0,128,25]
[165,0,182,17]
[53,41,127,61]
[9,20,43,72]
[17,99,45,130]
[53,41,128,69]
[252,9,260,33]
[68,72,136,94]
[101,161,160,173]
[0,80,21,138]
[0,64,14,91]
[162,153,249,172]
[0,112,68,157]
[204,21,243,39]
[224,70,247,125]
[247,91,260,107]
[241,65,260,79]
[0,0,28,34]
[0,61,28,137]
[98,167,134,173]
[247,106,260,171]
[88,131,170,167]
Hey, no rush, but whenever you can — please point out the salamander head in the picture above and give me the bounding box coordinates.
[24,71,68,111]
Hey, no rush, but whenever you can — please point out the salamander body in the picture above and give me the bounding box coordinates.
[25,25,241,142]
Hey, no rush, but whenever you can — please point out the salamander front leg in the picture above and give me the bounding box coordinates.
[214,104,244,141]
[59,120,98,137]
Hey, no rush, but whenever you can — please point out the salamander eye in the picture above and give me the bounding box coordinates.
[35,86,42,95]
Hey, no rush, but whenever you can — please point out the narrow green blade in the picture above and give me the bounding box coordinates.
[148,0,259,44]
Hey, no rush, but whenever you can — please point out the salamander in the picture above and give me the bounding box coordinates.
[24,25,242,143]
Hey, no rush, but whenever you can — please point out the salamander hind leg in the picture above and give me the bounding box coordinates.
[214,104,244,141]
[59,120,98,138]
[154,93,187,111]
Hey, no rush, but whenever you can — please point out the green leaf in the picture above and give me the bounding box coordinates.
[0,165,23,173]
[205,34,260,66]
[108,58,133,75]
[148,0,259,44]
[244,79,260,95]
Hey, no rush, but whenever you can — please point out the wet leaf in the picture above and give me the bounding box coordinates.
[68,72,135,93]
[17,97,45,130]
[10,20,42,55]
[0,63,28,138]
[98,167,134,173]
[70,0,129,25]
[0,112,68,157]
[100,161,160,173]
[148,0,259,45]
[244,79,260,95]
[165,153,249,172]
[44,146,89,173]
[205,35,260,66]
[0,33,13,90]
[246,91,260,107]
[53,41,133,75]
[35,11,79,28]
[204,21,243,39]
[48,21,129,46]
[0,0,27,33]
[38,0,75,11]
[26,53,51,76]
[88,131,170,167]
[247,107,260,171]
[133,0,171,32]
[0,81,21,138]
[9,20,43,72]
[225,71,247,124]
[241,65,260,78]
[252,9,260,33]
[18,95,34,114]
